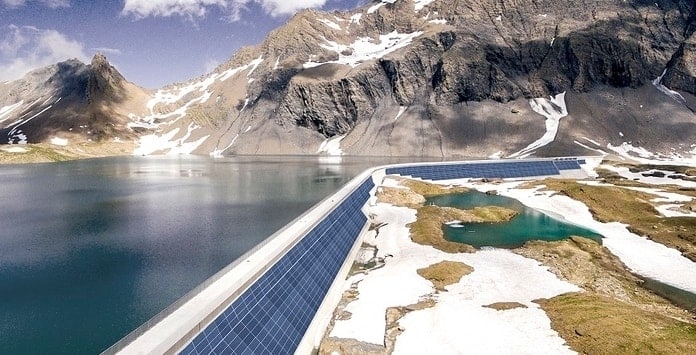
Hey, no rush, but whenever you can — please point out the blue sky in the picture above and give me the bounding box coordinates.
[0,0,366,88]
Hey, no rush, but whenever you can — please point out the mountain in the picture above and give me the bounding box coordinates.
[0,53,150,154]
[1,0,695,160]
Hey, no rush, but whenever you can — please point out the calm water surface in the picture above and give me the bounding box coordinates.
[427,190,603,248]
[0,155,401,354]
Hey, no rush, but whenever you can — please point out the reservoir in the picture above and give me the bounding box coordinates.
[427,190,603,248]
[0,155,400,354]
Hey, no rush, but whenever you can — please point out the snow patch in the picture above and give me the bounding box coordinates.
[1,146,28,153]
[601,165,696,188]
[581,136,601,146]
[428,19,447,24]
[319,18,342,30]
[606,142,696,166]
[414,0,436,11]
[509,92,568,158]
[304,30,423,69]
[134,123,208,156]
[394,106,407,121]
[574,140,607,155]
[50,137,69,146]
[488,151,504,159]
[6,104,53,143]
[617,185,696,217]
[0,101,23,123]
[652,69,686,103]
[317,135,345,156]
[350,13,362,24]
[219,56,264,81]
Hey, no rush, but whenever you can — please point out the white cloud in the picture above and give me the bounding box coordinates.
[0,25,89,82]
[2,0,70,8]
[122,0,328,19]
[91,47,123,55]
[122,0,228,18]
[253,0,327,16]
[204,58,221,72]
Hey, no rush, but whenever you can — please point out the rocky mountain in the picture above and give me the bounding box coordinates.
[1,0,695,160]
[0,53,149,151]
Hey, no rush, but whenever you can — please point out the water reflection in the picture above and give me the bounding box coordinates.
[0,155,405,354]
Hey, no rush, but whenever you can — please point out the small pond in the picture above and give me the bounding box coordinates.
[426,190,603,249]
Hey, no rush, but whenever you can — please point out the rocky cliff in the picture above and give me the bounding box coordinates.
[2,0,695,159]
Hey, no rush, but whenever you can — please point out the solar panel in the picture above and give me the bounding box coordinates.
[385,159,583,180]
[181,178,374,355]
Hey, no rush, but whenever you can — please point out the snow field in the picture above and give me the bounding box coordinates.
[330,178,579,353]
[130,56,264,156]
[304,30,423,69]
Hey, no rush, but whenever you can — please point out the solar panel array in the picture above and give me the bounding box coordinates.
[181,178,374,355]
[385,160,567,180]
[553,157,586,170]
[553,160,581,170]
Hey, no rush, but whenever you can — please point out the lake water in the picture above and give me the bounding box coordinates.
[0,155,402,354]
[427,191,603,248]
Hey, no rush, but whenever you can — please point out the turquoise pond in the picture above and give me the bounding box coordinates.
[426,190,603,248]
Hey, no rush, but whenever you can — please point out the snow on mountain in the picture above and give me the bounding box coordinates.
[652,69,687,104]
[0,102,23,123]
[414,0,437,12]
[1,0,694,160]
[129,56,266,155]
[509,92,568,158]
[317,134,345,155]
[607,142,696,166]
[303,30,424,69]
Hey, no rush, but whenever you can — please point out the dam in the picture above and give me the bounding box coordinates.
[103,158,590,354]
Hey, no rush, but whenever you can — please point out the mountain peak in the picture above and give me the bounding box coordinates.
[87,52,125,103]
[91,52,110,68]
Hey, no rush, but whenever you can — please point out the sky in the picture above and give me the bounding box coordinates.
[0,0,367,88]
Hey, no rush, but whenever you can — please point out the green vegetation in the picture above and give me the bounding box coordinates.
[0,145,74,164]
[538,293,696,355]
[482,302,527,310]
[400,179,469,197]
[539,180,696,261]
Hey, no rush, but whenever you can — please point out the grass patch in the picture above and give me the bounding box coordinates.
[376,187,426,207]
[376,178,469,208]
[401,179,469,197]
[540,179,696,261]
[416,261,473,291]
[538,293,696,355]
[515,237,695,322]
[483,302,527,311]
[0,145,74,164]
[409,205,516,253]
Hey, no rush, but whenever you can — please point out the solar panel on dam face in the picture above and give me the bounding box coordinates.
[181,179,374,355]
